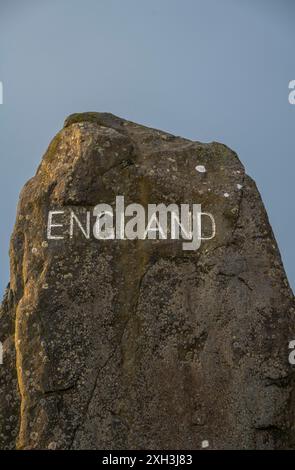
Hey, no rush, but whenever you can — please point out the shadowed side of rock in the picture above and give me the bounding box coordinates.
[0,112,294,450]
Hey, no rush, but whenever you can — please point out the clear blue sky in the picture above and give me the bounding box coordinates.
[0,0,294,296]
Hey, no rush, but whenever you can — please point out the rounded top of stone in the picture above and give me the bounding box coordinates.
[64,112,127,130]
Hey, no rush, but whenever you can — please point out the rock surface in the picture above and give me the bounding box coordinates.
[0,112,294,450]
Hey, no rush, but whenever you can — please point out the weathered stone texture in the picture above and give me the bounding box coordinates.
[0,113,294,449]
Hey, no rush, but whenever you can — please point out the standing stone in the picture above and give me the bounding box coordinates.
[0,112,294,450]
